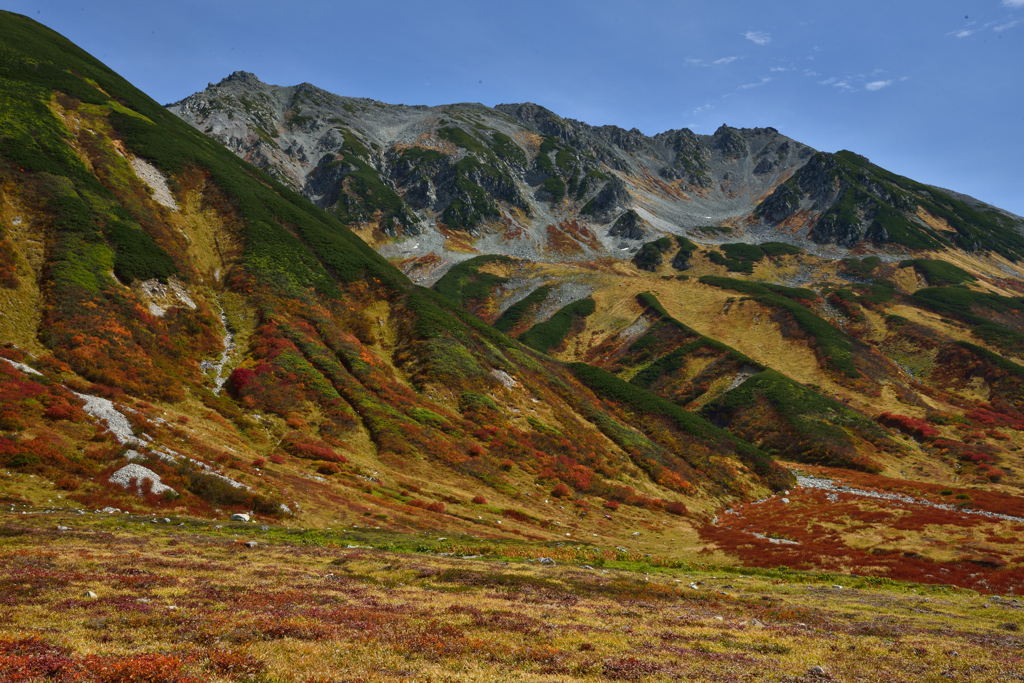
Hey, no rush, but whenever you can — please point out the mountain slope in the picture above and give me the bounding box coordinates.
[4,14,1024,596]
[0,12,793,544]
[168,72,1024,273]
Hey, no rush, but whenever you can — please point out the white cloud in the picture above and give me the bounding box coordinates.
[1003,0,1024,7]
[865,80,892,91]
[744,31,771,45]
[994,19,1021,30]
[770,66,792,72]
[739,77,772,89]
[818,77,838,85]
[713,56,739,65]
[953,28,977,37]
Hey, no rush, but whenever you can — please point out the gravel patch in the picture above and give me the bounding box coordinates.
[1,357,42,376]
[797,475,1024,523]
[72,391,146,446]
[130,157,179,211]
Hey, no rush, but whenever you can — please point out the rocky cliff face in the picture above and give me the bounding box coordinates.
[166,74,818,267]
[170,74,1024,274]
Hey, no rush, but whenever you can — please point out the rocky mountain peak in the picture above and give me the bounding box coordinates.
[166,74,1024,265]
[219,70,262,87]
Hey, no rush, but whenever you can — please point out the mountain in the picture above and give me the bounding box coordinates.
[0,11,792,542]
[3,13,1024,597]
[167,71,1024,278]
[167,69,1024,501]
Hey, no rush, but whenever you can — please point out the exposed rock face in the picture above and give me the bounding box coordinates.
[671,250,692,271]
[167,74,822,262]
[168,73,1024,264]
[608,210,646,241]
[584,178,633,224]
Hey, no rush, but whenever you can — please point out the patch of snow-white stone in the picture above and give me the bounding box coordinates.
[797,474,1024,523]
[109,464,175,496]
[1,358,42,376]
[130,157,179,211]
[72,391,147,446]
[490,368,518,390]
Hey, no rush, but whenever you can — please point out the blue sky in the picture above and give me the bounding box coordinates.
[7,0,1024,215]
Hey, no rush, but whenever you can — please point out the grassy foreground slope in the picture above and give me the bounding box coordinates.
[2,515,1023,683]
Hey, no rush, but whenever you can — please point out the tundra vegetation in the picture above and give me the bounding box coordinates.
[1,12,1024,682]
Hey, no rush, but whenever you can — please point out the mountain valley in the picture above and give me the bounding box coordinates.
[1,11,1024,679]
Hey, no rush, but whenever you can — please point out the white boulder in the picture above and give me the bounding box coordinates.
[108,464,175,496]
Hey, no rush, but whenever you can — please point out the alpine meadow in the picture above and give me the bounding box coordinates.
[1,10,1023,682]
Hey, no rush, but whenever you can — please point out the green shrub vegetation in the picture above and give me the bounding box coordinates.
[629,292,761,383]
[912,287,1024,351]
[675,235,698,253]
[437,126,490,157]
[325,130,415,228]
[519,297,595,353]
[575,169,611,200]
[542,175,566,202]
[493,285,551,332]
[489,131,527,167]
[398,146,446,166]
[694,226,734,235]
[105,220,178,283]
[458,391,498,414]
[706,242,799,273]
[632,237,674,271]
[825,151,1024,258]
[841,256,881,278]
[568,363,787,487]
[702,370,886,473]
[951,341,1024,378]
[899,259,976,287]
[432,254,512,307]
[439,156,509,229]
[759,241,803,257]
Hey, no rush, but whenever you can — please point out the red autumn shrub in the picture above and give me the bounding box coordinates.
[467,444,485,457]
[665,501,688,516]
[503,509,529,522]
[471,495,487,504]
[316,462,340,476]
[876,412,939,440]
[269,454,285,465]
[281,434,346,463]
[203,648,265,676]
[551,483,571,499]
[43,402,85,422]
[967,408,1024,430]
[226,367,257,396]
[604,500,620,511]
